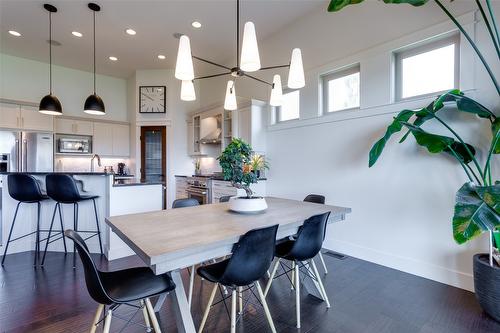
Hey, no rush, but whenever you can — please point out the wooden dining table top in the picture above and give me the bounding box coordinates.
[105,197,351,269]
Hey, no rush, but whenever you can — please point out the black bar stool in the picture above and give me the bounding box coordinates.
[41,174,103,266]
[1,174,54,266]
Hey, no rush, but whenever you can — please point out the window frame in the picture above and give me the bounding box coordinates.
[321,64,361,115]
[275,88,300,123]
[394,33,460,102]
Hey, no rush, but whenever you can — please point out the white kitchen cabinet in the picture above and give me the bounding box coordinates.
[175,176,188,200]
[0,103,21,129]
[93,122,113,155]
[231,100,267,153]
[112,124,130,157]
[187,120,194,155]
[56,118,93,135]
[21,106,53,132]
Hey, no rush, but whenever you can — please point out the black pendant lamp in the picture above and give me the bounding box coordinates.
[84,3,105,115]
[39,4,62,115]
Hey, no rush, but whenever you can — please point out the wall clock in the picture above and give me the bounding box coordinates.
[139,86,166,113]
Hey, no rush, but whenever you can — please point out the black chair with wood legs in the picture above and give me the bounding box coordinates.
[264,212,331,329]
[197,225,279,333]
[65,230,175,333]
[41,174,103,266]
[1,174,54,266]
[172,198,200,309]
[303,194,329,274]
[219,196,232,203]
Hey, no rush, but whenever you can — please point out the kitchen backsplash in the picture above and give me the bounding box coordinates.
[55,156,131,173]
[197,156,221,174]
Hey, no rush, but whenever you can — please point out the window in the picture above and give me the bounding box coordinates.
[395,34,459,100]
[277,90,300,122]
[322,65,360,113]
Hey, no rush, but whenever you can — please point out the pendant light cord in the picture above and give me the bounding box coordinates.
[49,11,52,94]
[236,0,239,68]
[93,9,96,94]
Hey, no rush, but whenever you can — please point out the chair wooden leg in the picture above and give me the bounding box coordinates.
[256,282,277,333]
[141,300,152,332]
[102,309,112,333]
[264,258,280,297]
[231,289,237,333]
[188,264,195,309]
[291,261,296,290]
[318,252,328,274]
[238,287,243,314]
[311,258,331,308]
[89,304,104,333]
[295,262,301,328]
[145,298,162,333]
[198,283,218,333]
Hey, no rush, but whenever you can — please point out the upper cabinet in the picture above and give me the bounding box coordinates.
[55,118,94,136]
[112,124,130,157]
[0,103,53,132]
[93,122,130,157]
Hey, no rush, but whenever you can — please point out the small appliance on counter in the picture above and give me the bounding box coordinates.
[113,163,135,183]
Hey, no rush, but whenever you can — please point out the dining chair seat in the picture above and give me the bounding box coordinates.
[197,258,229,283]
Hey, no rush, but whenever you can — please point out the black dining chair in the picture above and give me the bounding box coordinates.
[303,194,329,274]
[197,224,279,333]
[1,174,53,266]
[172,198,199,309]
[264,212,331,329]
[65,230,175,333]
[41,174,103,266]
[219,196,232,203]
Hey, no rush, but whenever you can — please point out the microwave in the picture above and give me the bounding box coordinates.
[56,135,92,154]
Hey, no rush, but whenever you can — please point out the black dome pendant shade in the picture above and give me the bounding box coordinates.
[84,3,105,115]
[39,4,62,115]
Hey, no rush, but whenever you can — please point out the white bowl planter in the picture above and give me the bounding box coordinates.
[229,196,267,213]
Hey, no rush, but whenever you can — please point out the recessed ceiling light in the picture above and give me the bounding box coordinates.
[8,30,21,37]
[109,56,118,61]
[125,28,136,35]
[158,54,166,60]
[191,21,202,29]
[72,31,83,37]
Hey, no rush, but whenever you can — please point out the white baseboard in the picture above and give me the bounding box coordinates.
[326,239,474,292]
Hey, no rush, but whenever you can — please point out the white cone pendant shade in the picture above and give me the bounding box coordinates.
[240,22,261,72]
[224,80,237,110]
[181,80,196,101]
[269,75,283,107]
[288,48,305,89]
[175,35,195,80]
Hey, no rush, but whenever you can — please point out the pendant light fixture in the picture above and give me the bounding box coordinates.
[174,0,305,109]
[39,4,62,116]
[84,3,105,115]
[181,80,196,101]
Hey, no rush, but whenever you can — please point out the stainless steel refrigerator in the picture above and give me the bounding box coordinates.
[0,130,54,172]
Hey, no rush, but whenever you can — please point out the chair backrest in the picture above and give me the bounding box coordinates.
[64,230,113,305]
[220,224,279,287]
[8,174,44,202]
[219,196,232,203]
[288,212,330,261]
[46,174,81,203]
[172,198,200,208]
[304,194,325,204]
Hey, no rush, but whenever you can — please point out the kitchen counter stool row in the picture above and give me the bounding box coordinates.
[1,173,103,266]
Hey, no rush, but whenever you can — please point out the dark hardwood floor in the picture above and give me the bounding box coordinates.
[1,251,499,333]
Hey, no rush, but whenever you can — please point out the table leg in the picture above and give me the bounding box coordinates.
[170,270,197,333]
[300,261,324,300]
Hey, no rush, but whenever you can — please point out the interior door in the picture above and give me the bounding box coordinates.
[140,126,166,182]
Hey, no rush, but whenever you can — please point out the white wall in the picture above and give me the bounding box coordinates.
[197,2,499,291]
[0,53,127,121]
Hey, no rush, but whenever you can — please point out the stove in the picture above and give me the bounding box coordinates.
[186,176,210,205]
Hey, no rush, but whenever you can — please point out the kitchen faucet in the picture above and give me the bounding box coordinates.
[90,154,101,172]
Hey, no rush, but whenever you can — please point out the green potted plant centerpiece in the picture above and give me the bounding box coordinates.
[218,138,268,213]
[328,0,500,321]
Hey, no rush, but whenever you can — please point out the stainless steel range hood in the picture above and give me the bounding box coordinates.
[199,128,222,144]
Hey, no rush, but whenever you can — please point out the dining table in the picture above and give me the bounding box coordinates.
[105,196,351,333]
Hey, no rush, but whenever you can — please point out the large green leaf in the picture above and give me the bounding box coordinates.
[444,142,476,164]
[327,0,428,11]
[437,90,496,120]
[401,122,454,154]
[453,182,500,244]
[493,118,500,154]
[368,109,415,167]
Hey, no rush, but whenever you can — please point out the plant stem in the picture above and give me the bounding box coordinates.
[484,133,498,186]
[466,163,482,185]
[434,0,500,95]
[486,0,500,46]
[475,0,500,59]
[432,113,485,184]
[448,148,475,183]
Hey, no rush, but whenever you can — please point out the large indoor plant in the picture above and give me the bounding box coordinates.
[329,0,500,321]
[218,138,268,213]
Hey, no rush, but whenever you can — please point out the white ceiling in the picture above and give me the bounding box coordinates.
[0,0,326,78]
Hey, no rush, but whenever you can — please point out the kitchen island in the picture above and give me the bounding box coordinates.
[0,172,164,261]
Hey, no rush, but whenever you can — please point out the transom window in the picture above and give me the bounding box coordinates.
[322,65,360,113]
[395,34,459,100]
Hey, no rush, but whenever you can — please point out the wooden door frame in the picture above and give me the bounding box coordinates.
[140,126,166,182]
